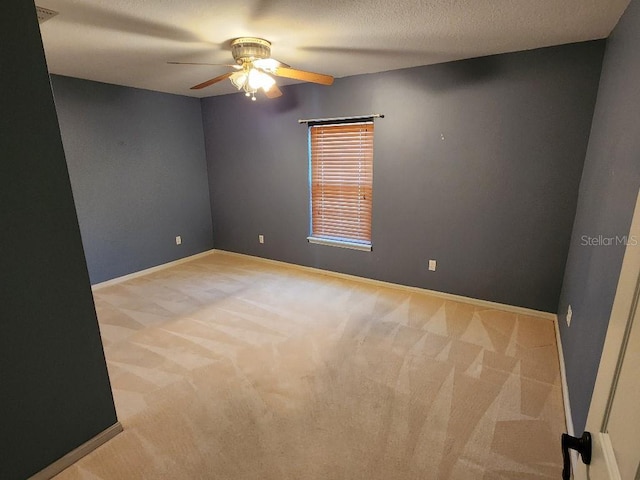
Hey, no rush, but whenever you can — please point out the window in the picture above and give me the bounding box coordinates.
[308,121,374,251]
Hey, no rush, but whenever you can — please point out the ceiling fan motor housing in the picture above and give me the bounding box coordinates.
[231,37,272,64]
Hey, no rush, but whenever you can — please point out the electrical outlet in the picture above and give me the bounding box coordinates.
[258,234,264,244]
[175,235,182,245]
[566,305,572,327]
[428,259,437,271]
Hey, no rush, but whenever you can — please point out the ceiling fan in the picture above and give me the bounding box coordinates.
[169,37,334,100]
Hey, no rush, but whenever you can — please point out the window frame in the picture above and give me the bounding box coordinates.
[306,120,374,252]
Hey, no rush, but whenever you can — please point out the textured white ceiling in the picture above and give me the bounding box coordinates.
[37,0,630,98]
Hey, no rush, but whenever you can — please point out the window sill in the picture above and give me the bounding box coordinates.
[307,236,372,252]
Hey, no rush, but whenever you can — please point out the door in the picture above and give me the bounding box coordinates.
[575,189,640,480]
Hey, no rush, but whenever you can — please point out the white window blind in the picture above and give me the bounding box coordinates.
[309,121,373,247]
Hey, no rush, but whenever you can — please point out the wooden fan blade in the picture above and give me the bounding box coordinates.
[264,84,282,98]
[273,66,334,85]
[190,72,233,90]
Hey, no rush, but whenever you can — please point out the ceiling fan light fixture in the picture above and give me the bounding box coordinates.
[229,67,276,99]
[229,71,248,90]
[248,68,275,92]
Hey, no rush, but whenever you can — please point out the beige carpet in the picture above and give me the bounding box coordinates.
[55,251,565,479]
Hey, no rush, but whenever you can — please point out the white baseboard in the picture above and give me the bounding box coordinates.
[553,316,575,436]
[92,250,215,291]
[213,249,557,321]
[29,422,123,480]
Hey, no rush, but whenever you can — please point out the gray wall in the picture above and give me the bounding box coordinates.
[202,41,604,313]
[51,75,213,284]
[0,2,117,479]
[558,0,640,434]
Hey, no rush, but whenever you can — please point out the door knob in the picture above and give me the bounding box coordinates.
[561,431,592,480]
